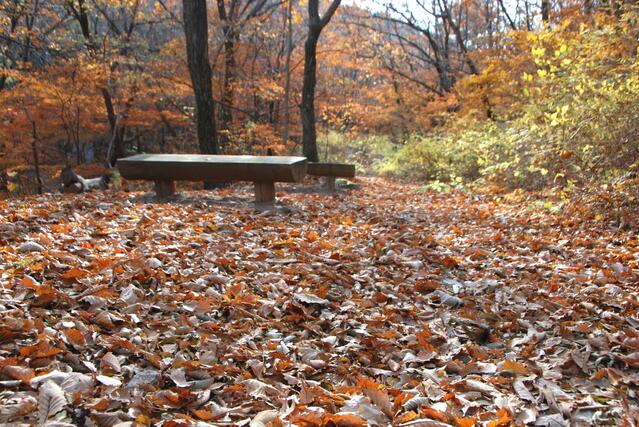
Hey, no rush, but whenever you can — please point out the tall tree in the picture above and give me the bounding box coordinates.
[281,0,294,146]
[183,0,219,155]
[300,0,341,162]
[216,0,279,143]
[541,0,551,22]
[66,0,126,166]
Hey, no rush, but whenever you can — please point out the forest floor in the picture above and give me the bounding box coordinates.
[0,178,638,426]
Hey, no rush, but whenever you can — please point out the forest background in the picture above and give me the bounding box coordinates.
[1,0,638,203]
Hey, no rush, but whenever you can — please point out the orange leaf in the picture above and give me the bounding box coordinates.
[64,328,87,348]
[398,411,419,423]
[134,415,151,427]
[487,408,511,427]
[92,399,110,411]
[62,267,89,280]
[455,417,476,427]
[143,351,163,369]
[392,392,412,413]
[20,276,40,290]
[500,360,528,376]
[416,328,438,353]
[33,286,57,307]
[441,256,459,268]
[94,257,114,270]
[306,231,320,242]
[357,377,393,417]
[0,328,20,344]
[20,341,52,358]
[192,409,216,421]
[322,413,367,427]
[422,407,448,422]
[414,280,440,294]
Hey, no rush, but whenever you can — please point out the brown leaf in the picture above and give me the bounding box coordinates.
[2,365,35,383]
[322,413,367,427]
[398,419,451,427]
[500,359,529,377]
[61,267,89,280]
[250,409,280,427]
[100,352,121,374]
[63,328,87,349]
[357,377,393,417]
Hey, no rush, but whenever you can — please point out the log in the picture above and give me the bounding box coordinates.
[61,166,110,193]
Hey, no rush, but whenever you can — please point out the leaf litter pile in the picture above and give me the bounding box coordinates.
[0,179,638,426]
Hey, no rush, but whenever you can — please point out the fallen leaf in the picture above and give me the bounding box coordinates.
[38,380,67,424]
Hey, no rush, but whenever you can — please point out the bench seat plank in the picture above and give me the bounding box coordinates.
[307,162,355,178]
[118,154,307,208]
[118,154,307,183]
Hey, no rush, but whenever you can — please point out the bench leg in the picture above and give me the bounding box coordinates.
[154,180,175,198]
[324,176,336,193]
[254,182,275,209]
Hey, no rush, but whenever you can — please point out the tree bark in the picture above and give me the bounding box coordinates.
[301,0,341,162]
[217,0,236,140]
[24,109,42,194]
[282,0,293,145]
[101,86,124,165]
[301,28,321,161]
[183,0,219,155]
[497,0,517,30]
[541,0,550,23]
[281,0,293,146]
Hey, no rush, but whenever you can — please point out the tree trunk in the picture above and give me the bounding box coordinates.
[541,0,550,23]
[183,0,219,155]
[32,138,42,194]
[24,109,42,194]
[217,0,237,146]
[281,0,293,146]
[101,87,126,166]
[220,26,236,135]
[300,0,341,162]
[67,0,125,166]
[301,28,321,162]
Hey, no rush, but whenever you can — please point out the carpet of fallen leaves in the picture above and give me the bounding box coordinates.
[0,178,638,427]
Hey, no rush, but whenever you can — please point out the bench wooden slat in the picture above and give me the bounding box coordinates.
[307,162,355,178]
[118,154,307,183]
[118,154,308,208]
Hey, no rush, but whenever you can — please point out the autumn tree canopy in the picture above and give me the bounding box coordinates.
[0,0,637,191]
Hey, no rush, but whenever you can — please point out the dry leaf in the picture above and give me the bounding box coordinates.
[3,365,35,383]
[63,328,87,349]
[100,352,122,374]
[250,409,280,427]
[38,380,67,424]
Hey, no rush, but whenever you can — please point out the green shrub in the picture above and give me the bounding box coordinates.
[373,9,639,188]
[318,131,397,175]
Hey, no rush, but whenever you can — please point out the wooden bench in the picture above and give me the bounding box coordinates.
[117,154,307,207]
[307,162,356,192]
